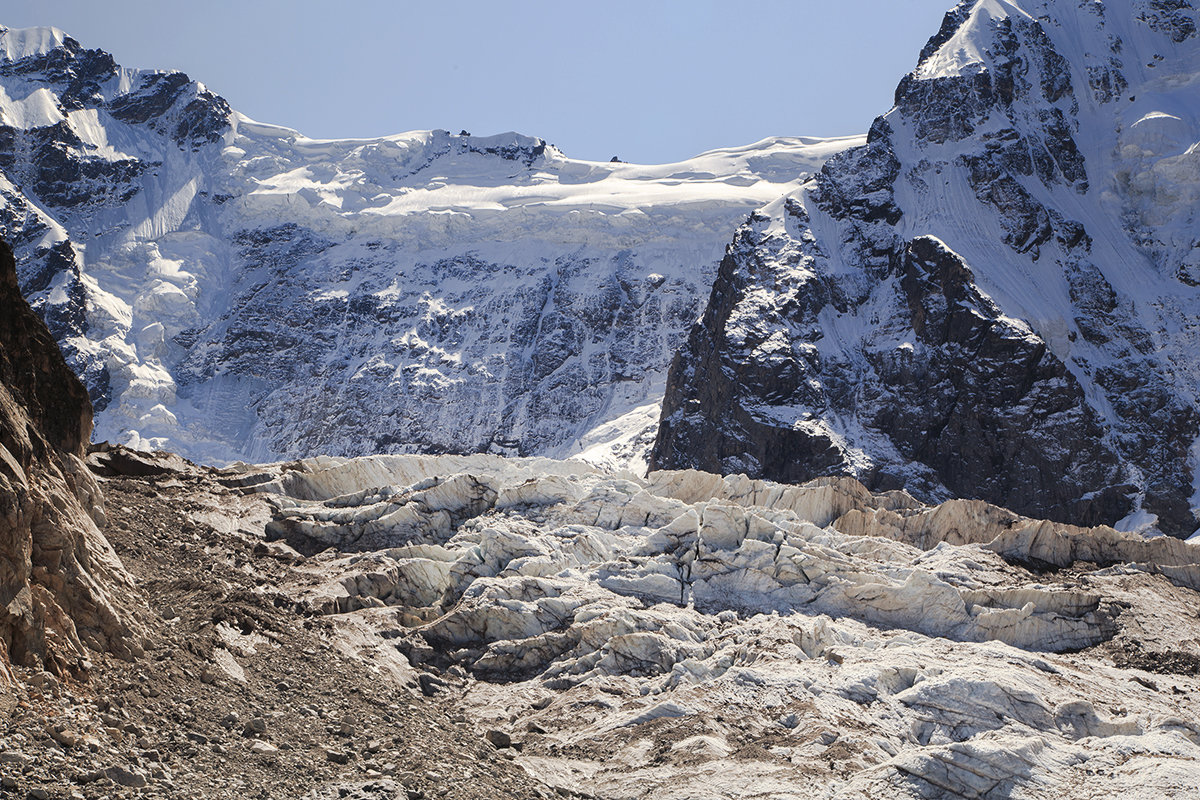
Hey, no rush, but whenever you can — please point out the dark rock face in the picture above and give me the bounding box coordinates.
[653,221,1133,527]
[1140,0,1198,41]
[0,121,147,210]
[0,241,92,455]
[881,238,1130,526]
[654,0,1200,536]
[108,71,232,149]
[462,136,548,165]
[0,240,135,681]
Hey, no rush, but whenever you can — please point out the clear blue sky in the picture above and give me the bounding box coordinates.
[5,0,956,164]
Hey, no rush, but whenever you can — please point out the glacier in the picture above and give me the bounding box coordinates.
[0,23,858,468]
[221,451,1200,799]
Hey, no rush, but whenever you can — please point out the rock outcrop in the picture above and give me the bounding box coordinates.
[0,239,134,685]
[652,0,1200,537]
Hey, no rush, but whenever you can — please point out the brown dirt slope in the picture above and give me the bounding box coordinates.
[0,452,561,799]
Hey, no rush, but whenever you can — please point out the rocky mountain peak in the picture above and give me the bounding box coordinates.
[653,0,1200,537]
[0,25,231,144]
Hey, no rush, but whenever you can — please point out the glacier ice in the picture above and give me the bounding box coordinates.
[226,451,1200,799]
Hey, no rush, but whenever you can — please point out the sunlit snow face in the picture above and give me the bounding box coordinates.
[0,31,863,468]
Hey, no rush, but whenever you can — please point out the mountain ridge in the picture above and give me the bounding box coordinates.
[653,0,1200,537]
[0,24,858,470]
[4,2,1200,537]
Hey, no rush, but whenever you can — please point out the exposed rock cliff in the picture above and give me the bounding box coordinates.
[0,239,134,685]
[653,0,1200,537]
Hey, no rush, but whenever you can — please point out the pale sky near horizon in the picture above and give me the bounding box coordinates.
[3,0,956,164]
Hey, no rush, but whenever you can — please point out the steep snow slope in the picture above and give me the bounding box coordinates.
[653,0,1200,536]
[0,25,859,468]
[237,453,1200,799]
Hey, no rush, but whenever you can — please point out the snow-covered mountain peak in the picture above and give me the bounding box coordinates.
[0,25,71,61]
[0,24,232,153]
[0,24,861,469]
[654,0,1200,537]
[914,0,1035,80]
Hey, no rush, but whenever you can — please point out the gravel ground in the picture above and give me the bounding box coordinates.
[0,455,557,800]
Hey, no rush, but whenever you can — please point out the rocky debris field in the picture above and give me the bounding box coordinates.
[0,449,554,800]
[4,447,1200,799]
